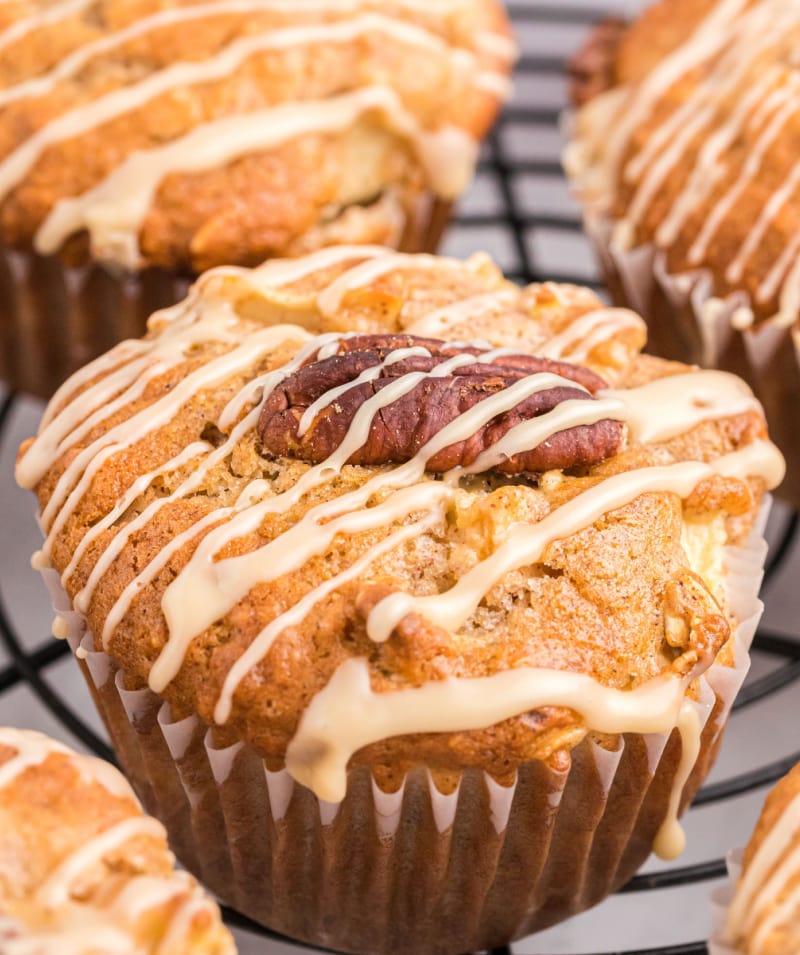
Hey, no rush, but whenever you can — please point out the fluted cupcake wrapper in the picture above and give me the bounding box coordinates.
[0,245,191,401]
[0,198,452,401]
[581,212,800,509]
[36,504,768,955]
[709,850,744,955]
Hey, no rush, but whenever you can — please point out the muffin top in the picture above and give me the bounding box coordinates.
[16,247,784,859]
[0,727,235,954]
[567,0,800,328]
[0,0,513,272]
[724,762,800,955]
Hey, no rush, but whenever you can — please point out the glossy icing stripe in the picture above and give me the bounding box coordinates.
[0,727,132,799]
[727,792,800,944]
[0,14,487,199]
[36,86,477,266]
[0,1,491,109]
[366,443,784,642]
[0,0,91,53]
[214,506,446,724]
[60,441,211,587]
[155,366,589,682]
[286,655,700,858]
[36,817,164,909]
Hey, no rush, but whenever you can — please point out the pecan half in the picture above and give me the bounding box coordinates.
[569,17,627,107]
[258,334,623,474]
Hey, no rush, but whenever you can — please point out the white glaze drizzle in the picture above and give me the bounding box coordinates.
[404,290,517,338]
[621,12,791,235]
[75,328,326,616]
[317,252,467,315]
[365,443,783,643]
[0,14,490,199]
[581,0,800,328]
[297,345,432,435]
[36,85,477,267]
[726,791,800,951]
[238,243,391,294]
[0,0,91,54]
[604,0,749,180]
[538,308,645,361]
[0,732,210,952]
[727,155,800,284]
[601,370,762,445]
[285,656,700,859]
[37,817,165,909]
[0,2,495,109]
[689,76,800,266]
[655,64,783,248]
[214,504,445,724]
[60,441,211,586]
[38,324,305,536]
[154,364,588,693]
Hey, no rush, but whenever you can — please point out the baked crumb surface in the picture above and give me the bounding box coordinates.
[16,249,781,790]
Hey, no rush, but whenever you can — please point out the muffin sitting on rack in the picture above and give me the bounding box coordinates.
[711,761,800,955]
[0,726,235,954]
[17,246,784,954]
[0,0,514,397]
[565,0,800,508]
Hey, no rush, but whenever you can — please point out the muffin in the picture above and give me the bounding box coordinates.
[17,247,783,954]
[0,0,514,398]
[564,0,800,507]
[710,762,800,955]
[0,726,235,954]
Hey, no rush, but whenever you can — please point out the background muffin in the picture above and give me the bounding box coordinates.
[565,0,800,507]
[0,0,514,397]
[0,726,235,954]
[18,247,783,954]
[710,761,800,955]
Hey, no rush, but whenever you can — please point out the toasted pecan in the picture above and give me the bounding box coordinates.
[258,334,623,473]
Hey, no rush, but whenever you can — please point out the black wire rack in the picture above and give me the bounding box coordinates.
[1,2,799,954]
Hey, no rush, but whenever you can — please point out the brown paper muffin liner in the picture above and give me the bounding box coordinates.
[582,213,800,509]
[0,197,452,402]
[36,505,768,955]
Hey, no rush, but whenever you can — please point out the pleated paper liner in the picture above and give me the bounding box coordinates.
[581,213,800,510]
[709,850,744,955]
[0,195,452,402]
[36,504,768,955]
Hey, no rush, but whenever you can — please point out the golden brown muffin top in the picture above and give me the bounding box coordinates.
[567,0,800,328]
[0,727,235,954]
[16,247,784,860]
[0,0,513,272]
[724,762,800,955]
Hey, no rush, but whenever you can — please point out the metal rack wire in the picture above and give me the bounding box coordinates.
[1,2,799,954]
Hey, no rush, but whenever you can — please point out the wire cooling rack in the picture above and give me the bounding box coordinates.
[1,2,800,953]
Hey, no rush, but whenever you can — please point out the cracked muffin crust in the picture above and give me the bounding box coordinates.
[0,727,235,955]
[16,247,784,854]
